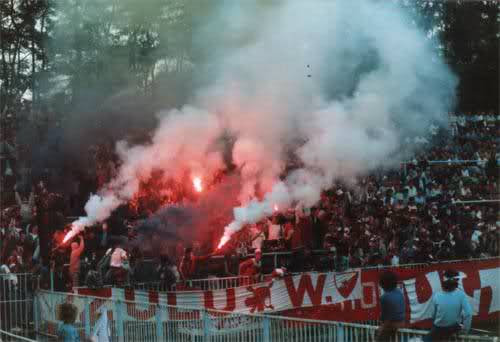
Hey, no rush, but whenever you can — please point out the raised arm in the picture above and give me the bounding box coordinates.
[15,190,22,206]
[76,236,85,256]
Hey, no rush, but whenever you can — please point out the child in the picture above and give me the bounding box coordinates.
[57,303,80,342]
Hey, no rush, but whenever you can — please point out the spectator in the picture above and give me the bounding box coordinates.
[239,249,262,278]
[69,236,85,288]
[376,271,406,341]
[105,243,128,285]
[57,303,80,342]
[424,269,472,341]
[179,247,212,280]
[14,186,34,227]
[157,255,179,291]
[250,223,266,251]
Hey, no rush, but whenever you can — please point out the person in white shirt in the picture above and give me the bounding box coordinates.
[105,245,129,285]
[267,217,282,241]
[250,223,265,251]
[110,247,127,268]
[14,186,34,226]
[425,269,472,341]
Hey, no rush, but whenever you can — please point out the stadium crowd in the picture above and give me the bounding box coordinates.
[0,111,498,291]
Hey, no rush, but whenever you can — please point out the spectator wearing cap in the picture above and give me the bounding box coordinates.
[424,269,472,341]
[376,271,405,341]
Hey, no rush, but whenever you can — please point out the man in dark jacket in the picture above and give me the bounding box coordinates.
[376,271,405,341]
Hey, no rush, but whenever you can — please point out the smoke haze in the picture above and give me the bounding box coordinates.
[67,0,456,246]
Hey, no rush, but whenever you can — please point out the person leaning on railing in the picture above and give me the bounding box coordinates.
[376,271,406,342]
[423,269,472,342]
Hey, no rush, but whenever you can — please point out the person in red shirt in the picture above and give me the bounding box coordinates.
[239,249,262,278]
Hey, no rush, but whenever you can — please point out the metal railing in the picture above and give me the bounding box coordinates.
[0,273,38,337]
[34,290,497,342]
[69,256,500,294]
[179,274,260,291]
[167,256,500,292]
[0,329,37,342]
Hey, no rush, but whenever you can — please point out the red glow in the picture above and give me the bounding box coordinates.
[274,204,279,212]
[193,177,203,193]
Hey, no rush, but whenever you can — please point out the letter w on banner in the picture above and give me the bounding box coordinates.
[284,271,362,308]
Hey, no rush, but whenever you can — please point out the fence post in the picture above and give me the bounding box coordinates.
[50,270,54,291]
[33,293,39,333]
[336,324,345,342]
[115,300,124,342]
[263,316,270,342]
[202,309,210,341]
[155,303,163,341]
[84,296,91,338]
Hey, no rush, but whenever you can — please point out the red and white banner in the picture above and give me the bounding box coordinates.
[41,258,499,327]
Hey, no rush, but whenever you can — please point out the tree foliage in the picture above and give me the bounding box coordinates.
[0,0,498,118]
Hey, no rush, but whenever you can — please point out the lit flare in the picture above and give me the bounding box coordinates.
[193,177,203,193]
[217,235,230,249]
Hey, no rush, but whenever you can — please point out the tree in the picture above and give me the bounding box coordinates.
[442,1,499,112]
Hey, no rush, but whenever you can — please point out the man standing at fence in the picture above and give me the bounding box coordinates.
[376,271,405,341]
[424,269,472,341]
[69,235,84,289]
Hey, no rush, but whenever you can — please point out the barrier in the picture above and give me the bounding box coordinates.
[181,274,260,290]
[72,256,499,293]
[172,256,499,291]
[0,329,37,342]
[35,290,498,342]
[0,273,38,336]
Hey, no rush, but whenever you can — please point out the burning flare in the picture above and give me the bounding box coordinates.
[193,177,203,193]
[62,232,72,244]
[217,235,230,249]
[62,221,85,244]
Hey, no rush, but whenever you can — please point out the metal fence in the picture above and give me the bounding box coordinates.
[0,273,38,338]
[70,256,500,294]
[179,275,259,291]
[34,290,498,342]
[0,329,37,342]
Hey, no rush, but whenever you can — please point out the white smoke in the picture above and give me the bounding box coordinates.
[67,0,456,246]
[209,0,456,246]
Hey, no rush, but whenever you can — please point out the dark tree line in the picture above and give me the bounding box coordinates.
[0,0,498,122]
[442,1,499,113]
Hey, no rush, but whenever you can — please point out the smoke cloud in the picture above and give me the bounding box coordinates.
[67,0,456,246]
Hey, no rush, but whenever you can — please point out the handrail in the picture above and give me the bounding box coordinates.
[0,329,37,342]
[67,256,500,292]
